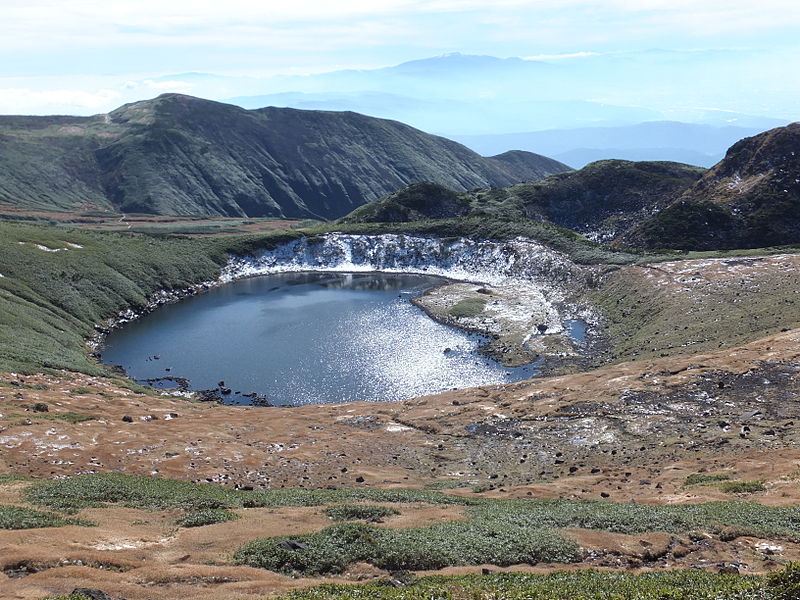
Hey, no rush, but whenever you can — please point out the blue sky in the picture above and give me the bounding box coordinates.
[1,0,798,116]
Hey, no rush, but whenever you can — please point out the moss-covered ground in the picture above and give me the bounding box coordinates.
[20,474,800,577]
[276,567,799,600]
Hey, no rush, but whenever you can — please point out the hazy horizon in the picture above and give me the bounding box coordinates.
[4,1,798,165]
[3,1,798,120]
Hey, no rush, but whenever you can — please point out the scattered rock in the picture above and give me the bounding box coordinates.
[717,564,740,575]
[278,540,309,551]
[71,589,111,600]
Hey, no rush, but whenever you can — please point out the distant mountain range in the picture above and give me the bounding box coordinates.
[214,53,791,168]
[450,122,774,169]
[228,91,664,138]
[0,94,568,219]
[219,52,792,131]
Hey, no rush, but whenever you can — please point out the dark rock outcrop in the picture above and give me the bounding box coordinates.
[623,123,800,249]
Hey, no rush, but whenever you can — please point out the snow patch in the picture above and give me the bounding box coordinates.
[385,423,413,432]
[35,243,62,252]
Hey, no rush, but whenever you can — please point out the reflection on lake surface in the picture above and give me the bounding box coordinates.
[101,272,539,405]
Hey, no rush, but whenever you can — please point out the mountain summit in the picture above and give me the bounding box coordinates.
[0,94,569,220]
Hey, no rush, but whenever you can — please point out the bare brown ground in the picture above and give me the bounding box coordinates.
[3,327,800,598]
[4,255,800,598]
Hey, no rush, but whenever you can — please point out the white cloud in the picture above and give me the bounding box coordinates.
[5,0,798,50]
[141,79,196,92]
[0,88,121,115]
[1,0,799,116]
[524,52,602,61]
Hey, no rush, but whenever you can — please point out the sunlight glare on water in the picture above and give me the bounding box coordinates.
[101,272,537,405]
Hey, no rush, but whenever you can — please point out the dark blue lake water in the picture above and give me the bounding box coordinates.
[101,272,539,405]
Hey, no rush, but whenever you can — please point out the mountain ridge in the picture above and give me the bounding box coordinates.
[342,122,800,251]
[0,93,569,219]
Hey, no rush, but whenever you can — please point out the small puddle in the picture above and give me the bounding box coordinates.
[564,319,588,343]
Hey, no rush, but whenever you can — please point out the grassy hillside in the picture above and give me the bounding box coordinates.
[0,221,303,374]
[0,116,117,212]
[0,94,569,220]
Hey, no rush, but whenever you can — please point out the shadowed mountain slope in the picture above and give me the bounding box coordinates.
[342,160,704,242]
[624,123,800,249]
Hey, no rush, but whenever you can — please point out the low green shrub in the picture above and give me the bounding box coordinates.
[174,508,240,528]
[466,498,800,540]
[234,521,579,575]
[0,505,92,529]
[324,504,400,522]
[448,297,487,318]
[69,387,93,395]
[769,562,800,600]
[28,475,800,541]
[720,480,767,494]
[25,474,467,513]
[684,473,732,486]
[277,568,779,600]
[0,473,34,484]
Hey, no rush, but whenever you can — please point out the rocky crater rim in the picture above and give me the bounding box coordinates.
[220,233,598,331]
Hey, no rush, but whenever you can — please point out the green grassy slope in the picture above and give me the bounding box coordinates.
[0,221,220,373]
[0,221,304,374]
[0,116,116,212]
